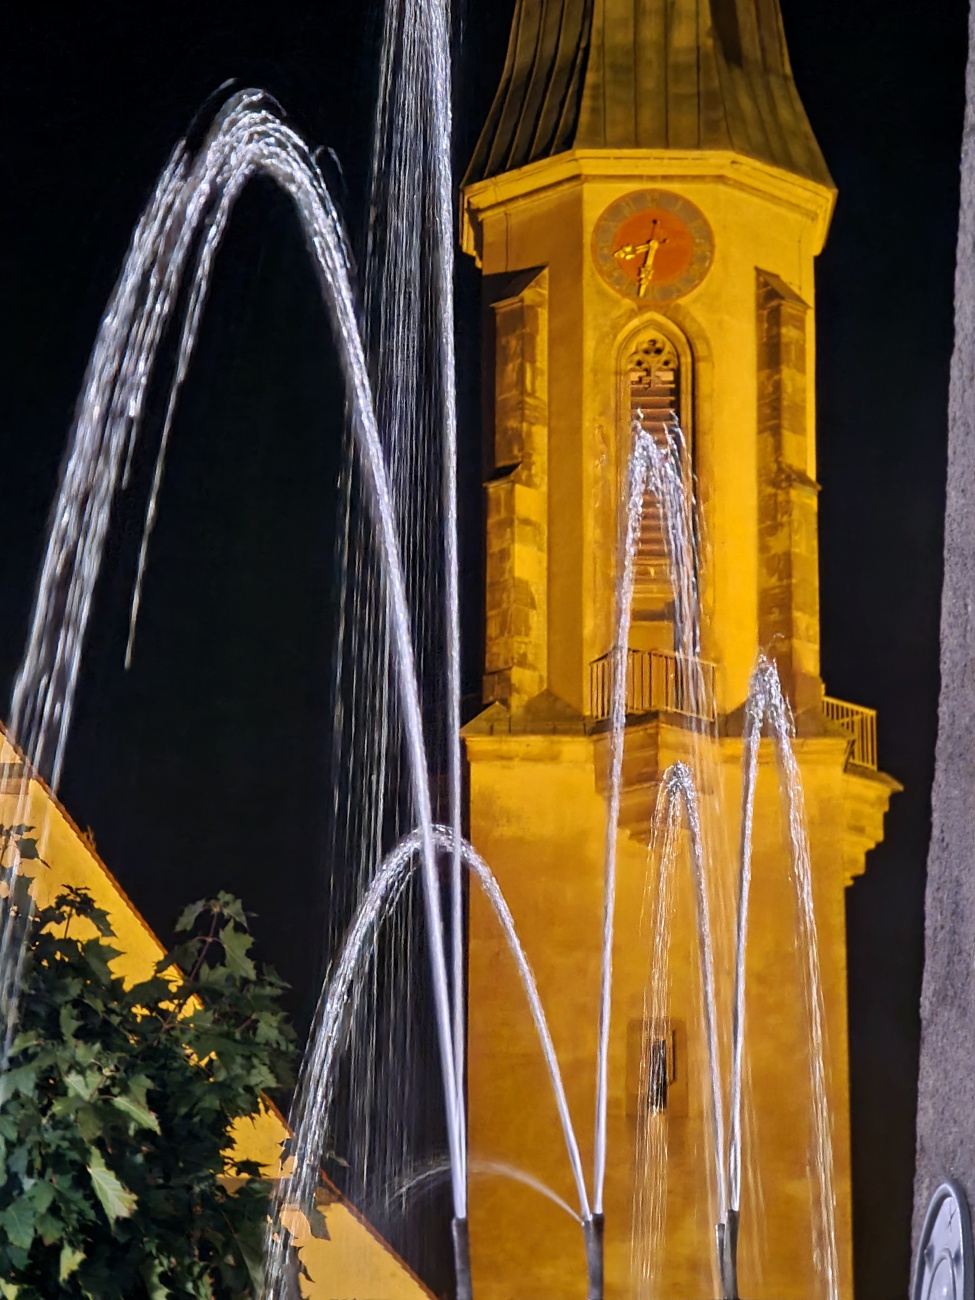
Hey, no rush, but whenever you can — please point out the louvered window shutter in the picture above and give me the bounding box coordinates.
[627,334,685,618]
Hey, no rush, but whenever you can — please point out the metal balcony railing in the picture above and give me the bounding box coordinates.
[823,696,878,769]
[589,655,878,767]
[589,648,717,723]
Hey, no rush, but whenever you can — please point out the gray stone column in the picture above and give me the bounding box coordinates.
[914,0,975,1248]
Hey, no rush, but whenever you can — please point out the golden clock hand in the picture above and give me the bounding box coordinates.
[614,241,652,262]
[638,238,661,296]
[614,236,662,296]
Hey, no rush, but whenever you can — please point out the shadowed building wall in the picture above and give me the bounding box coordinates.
[462,2,897,1297]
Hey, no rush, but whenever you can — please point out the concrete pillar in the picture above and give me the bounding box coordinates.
[914,0,975,1247]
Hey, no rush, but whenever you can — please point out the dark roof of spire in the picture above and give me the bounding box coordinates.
[464,0,832,189]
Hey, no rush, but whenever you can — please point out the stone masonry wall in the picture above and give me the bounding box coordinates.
[914,0,975,1250]
[756,269,822,718]
[482,269,549,710]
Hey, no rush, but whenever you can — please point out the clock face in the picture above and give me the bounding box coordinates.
[592,190,714,304]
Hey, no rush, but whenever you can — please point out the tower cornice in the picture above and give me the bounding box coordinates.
[461,148,836,265]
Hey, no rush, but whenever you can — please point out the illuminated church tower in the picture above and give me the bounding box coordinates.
[460,2,897,1298]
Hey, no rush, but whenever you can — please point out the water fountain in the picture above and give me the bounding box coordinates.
[0,0,860,1296]
[0,70,472,1298]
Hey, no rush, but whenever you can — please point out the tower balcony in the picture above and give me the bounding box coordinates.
[589,652,879,771]
[589,648,717,724]
[823,695,877,769]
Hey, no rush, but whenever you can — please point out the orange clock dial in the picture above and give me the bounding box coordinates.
[592,190,714,303]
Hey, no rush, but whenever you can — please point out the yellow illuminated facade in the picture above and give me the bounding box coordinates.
[0,733,431,1300]
[461,2,897,1297]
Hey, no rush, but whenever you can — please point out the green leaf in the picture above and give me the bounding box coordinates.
[86,1148,137,1223]
[27,1179,54,1215]
[36,1209,63,1246]
[76,1105,103,1143]
[0,1279,20,1298]
[236,1234,265,1292]
[64,1070,96,1100]
[141,1259,172,1299]
[7,1143,28,1179]
[0,1199,36,1250]
[214,893,249,927]
[128,1073,154,1098]
[59,1243,85,1282]
[71,1042,103,1071]
[219,927,256,980]
[111,1092,160,1134]
[58,1005,81,1041]
[174,899,208,933]
[7,1031,40,1056]
[0,1063,37,1104]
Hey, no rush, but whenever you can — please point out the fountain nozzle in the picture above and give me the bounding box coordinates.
[452,1216,473,1300]
[584,1212,604,1300]
[717,1208,740,1300]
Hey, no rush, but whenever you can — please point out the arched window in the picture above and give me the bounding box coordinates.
[626,331,690,633]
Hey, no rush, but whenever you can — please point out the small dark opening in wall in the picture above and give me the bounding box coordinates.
[628,1017,686,1118]
[648,1036,669,1113]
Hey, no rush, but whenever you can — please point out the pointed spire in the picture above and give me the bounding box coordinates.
[465,0,831,188]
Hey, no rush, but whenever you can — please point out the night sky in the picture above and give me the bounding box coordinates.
[0,4,968,1298]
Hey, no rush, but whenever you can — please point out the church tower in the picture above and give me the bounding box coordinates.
[460,3,897,1298]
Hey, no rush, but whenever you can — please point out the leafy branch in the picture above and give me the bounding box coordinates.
[0,832,297,1299]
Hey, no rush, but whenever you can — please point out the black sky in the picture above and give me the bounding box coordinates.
[0,4,968,1299]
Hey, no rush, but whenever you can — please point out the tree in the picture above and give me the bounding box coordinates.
[0,827,297,1299]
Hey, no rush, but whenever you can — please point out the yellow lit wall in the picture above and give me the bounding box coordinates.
[463,151,834,718]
